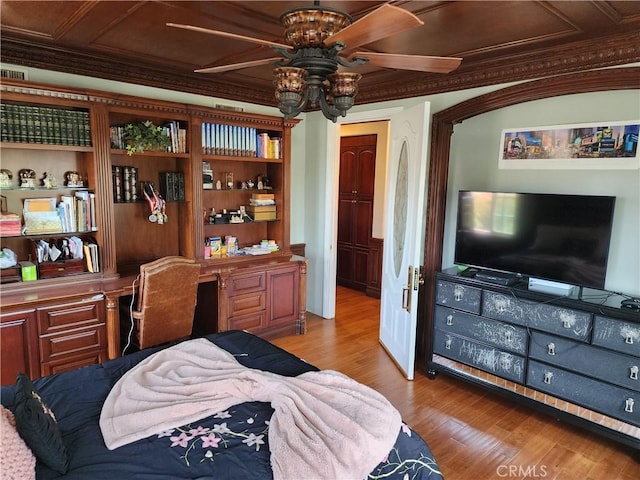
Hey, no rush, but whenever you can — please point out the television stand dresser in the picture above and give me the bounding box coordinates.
[428,268,640,450]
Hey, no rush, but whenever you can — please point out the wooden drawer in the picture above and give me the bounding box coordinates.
[433,328,526,383]
[41,350,107,377]
[226,271,266,296]
[482,291,592,342]
[434,305,528,355]
[39,324,107,363]
[592,315,640,357]
[37,297,105,335]
[435,280,481,314]
[227,311,266,333]
[527,360,640,427]
[228,291,266,317]
[529,331,640,392]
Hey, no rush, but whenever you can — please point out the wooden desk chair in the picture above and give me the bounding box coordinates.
[126,256,201,351]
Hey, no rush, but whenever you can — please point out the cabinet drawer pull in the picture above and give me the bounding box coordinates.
[625,398,634,413]
[543,372,553,384]
[631,366,639,380]
[625,334,634,345]
[453,286,463,302]
[547,343,556,356]
[446,314,453,326]
[445,336,452,350]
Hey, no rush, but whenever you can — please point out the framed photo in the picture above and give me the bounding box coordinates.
[498,120,639,169]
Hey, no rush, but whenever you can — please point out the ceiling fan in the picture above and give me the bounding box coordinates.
[168,2,462,121]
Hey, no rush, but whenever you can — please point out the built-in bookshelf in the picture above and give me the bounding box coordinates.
[0,79,300,284]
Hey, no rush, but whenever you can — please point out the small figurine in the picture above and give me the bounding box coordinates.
[65,171,84,187]
[19,168,36,188]
[0,169,12,188]
[42,172,57,189]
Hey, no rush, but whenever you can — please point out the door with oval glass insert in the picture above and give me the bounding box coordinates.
[379,102,430,380]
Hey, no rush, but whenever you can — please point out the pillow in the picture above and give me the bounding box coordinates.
[0,405,36,480]
[13,373,69,474]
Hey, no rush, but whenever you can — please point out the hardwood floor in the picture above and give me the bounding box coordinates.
[272,286,639,480]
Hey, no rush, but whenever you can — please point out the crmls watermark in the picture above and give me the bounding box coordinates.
[496,464,548,478]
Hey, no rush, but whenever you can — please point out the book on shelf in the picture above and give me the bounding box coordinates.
[0,212,22,236]
[246,204,276,213]
[1,102,91,146]
[159,171,185,202]
[249,211,277,221]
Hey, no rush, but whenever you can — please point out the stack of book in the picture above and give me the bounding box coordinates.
[112,166,139,202]
[0,213,22,236]
[159,171,185,201]
[248,193,276,221]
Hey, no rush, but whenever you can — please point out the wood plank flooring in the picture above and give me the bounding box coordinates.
[272,286,639,480]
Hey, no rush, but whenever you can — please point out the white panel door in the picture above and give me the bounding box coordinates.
[379,102,430,380]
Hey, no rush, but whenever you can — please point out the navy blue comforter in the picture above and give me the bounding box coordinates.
[1,331,443,479]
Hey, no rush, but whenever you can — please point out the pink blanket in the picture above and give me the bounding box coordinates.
[100,338,401,480]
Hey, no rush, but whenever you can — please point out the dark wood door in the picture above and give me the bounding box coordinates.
[337,134,376,291]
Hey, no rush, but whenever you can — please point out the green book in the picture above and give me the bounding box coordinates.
[51,108,62,145]
[31,106,43,143]
[81,110,91,146]
[68,110,80,146]
[17,104,28,142]
[0,103,8,142]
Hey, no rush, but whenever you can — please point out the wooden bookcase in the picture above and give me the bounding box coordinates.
[0,79,304,382]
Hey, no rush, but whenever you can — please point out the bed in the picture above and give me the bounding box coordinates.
[1,330,443,479]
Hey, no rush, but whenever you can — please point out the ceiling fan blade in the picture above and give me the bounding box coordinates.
[195,57,281,74]
[167,23,289,50]
[327,4,423,50]
[354,52,462,74]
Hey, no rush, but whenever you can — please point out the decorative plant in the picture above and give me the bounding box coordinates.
[123,121,171,156]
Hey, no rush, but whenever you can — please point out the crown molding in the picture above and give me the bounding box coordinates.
[2,30,639,108]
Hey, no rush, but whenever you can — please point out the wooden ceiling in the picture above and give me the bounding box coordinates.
[1,1,639,109]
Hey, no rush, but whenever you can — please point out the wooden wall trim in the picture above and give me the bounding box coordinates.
[417,66,640,362]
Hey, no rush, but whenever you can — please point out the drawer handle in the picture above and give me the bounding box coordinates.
[562,319,571,329]
[631,366,639,381]
[625,398,634,413]
[445,337,452,350]
[544,372,553,385]
[547,343,556,356]
[625,334,634,345]
[453,286,463,302]
[446,314,453,326]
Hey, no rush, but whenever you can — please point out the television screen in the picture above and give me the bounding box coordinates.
[454,191,616,289]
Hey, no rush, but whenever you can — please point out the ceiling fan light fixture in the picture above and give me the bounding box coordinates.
[280,7,352,48]
[329,72,361,99]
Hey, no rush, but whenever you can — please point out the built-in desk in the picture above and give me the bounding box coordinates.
[1,255,307,384]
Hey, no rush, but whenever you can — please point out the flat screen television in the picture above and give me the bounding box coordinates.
[454,191,616,289]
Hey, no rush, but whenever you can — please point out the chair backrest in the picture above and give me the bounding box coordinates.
[133,256,201,349]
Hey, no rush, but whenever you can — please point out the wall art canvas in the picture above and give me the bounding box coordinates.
[498,121,639,169]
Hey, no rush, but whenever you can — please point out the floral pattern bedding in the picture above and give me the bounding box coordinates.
[1,331,443,479]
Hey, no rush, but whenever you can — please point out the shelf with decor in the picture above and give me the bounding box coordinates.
[0,89,103,287]
[199,124,285,254]
[107,110,192,274]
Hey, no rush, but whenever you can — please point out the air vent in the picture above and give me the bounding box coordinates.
[1,68,28,80]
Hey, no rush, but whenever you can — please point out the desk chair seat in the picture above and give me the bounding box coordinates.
[128,256,201,350]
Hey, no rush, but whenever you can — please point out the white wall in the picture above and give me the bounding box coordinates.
[445,90,640,297]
